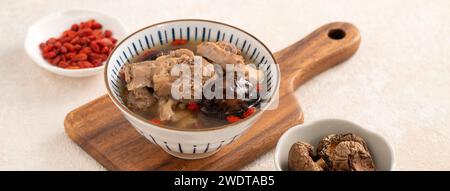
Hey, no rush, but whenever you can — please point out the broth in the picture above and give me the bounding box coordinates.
[120,40,262,129]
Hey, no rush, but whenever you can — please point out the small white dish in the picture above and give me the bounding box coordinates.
[24,9,128,77]
[274,119,394,171]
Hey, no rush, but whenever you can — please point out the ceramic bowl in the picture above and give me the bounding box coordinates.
[104,19,280,159]
[24,9,128,77]
[274,119,394,171]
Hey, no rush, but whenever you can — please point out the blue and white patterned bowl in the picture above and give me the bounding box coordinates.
[104,19,280,159]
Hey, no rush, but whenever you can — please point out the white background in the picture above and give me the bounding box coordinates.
[0,0,449,170]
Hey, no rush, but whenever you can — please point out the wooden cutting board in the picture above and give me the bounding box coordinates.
[65,22,360,171]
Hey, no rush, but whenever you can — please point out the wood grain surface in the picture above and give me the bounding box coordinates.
[64,22,361,170]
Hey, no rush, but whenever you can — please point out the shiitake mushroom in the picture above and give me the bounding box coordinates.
[200,76,261,119]
[288,133,376,171]
[317,133,376,171]
[288,142,327,171]
[328,141,376,171]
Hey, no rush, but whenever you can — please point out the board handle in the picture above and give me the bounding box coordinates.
[274,22,361,94]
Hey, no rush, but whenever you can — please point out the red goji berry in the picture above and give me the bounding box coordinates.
[79,28,93,36]
[39,43,45,51]
[74,44,82,50]
[88,53,102,60]
[64,52,76,59]
[73,53,88,61]
[226,115,241,123]
[92,59,102,67]
[43,51,57,59]
[110,37,117,44]
[58,61,70,68]
[70,36,81,44]
[104,30,112,38]
[90,41,100,53]
[91,22,102,30]
[60,46,67,54]
[46,38,57,44]
[50,55,62,65]
[43,45,53,53]
[172,39,188,46]
[80,37,91,45]
[87,35,97,40]
[65,65,80,69]
[242,107,256,118]
[40,19,116,69]
[99,54,108,61]
[71,24,79,31]
[101,46,110,54]
[101,38,113,46]
[149,119,162,124]
[63,30,77,38]
[80,61,94,68]
[187,102,200,111]
[63,43,74,52]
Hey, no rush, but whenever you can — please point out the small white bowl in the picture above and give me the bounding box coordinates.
[24,9,128,77]
[274,119,394,171]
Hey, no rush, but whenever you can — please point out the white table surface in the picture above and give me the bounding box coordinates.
[1,0,449,170]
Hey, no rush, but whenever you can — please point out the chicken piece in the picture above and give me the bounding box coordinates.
[125,87,156,111]
[170,55,217,101]
[121,49,216,99]
[158,98,178,122]
[196,56,217,83]
[171,109,193,122]
[152,50,194,97]
[156,48,194,66]
[121,61,159,91]
[152,72,172,97]
[216,41,242,55]
[196,41,245,68]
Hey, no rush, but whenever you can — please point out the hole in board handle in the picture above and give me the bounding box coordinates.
[328,29,346,40]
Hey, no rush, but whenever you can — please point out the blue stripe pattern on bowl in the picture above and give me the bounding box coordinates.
[109,26,276,105]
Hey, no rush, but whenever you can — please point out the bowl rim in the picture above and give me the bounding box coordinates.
[274,118,395,171]
[104,19,280,132]
[24,9,127,75]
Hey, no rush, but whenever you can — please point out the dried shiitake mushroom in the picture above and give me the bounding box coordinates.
[317,133,376,171]
[329,141,376,171]
[288,142,327,171]
[288,133,376,171]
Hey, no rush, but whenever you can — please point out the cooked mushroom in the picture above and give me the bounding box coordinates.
[288,141,327,171]
[200,76,258,118]
[317,133,376,171]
